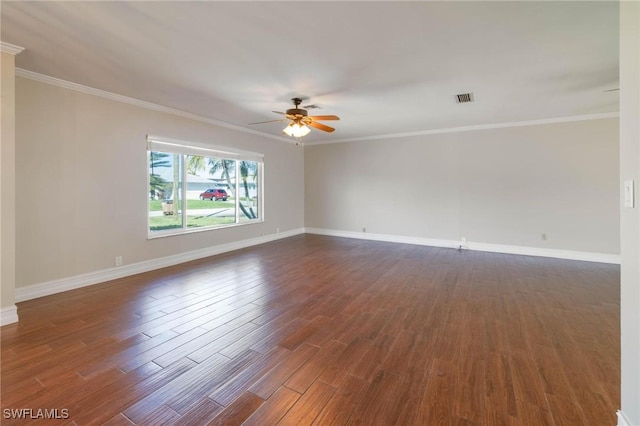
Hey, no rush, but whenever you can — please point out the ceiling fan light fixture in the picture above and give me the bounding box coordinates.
[283,122,310,138]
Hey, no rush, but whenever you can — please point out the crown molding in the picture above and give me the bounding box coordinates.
[0,42,25,55]
[14,68,619,147]
[306,111,620,146]
[15,68,295,144]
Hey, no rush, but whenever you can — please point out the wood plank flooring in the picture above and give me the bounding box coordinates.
[1,234,620,425]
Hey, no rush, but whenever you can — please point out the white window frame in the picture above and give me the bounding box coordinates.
[147,136,264,238]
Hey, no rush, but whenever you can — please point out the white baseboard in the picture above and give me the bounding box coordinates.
[617,410,632,426]
[0,305,19,326]
[468,241,620,264]
[305,227,457,250]
[15,228,304,303]
[13,226,620,304]
[304,227,620,264]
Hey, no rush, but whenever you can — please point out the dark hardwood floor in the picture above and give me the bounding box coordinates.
[1,234,620,425]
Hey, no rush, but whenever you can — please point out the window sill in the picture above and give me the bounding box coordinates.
[147,219,264,240]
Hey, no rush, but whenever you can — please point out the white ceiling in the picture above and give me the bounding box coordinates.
[1,1,619,144]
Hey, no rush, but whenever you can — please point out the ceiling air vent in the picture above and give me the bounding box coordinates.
[456,92,474,103]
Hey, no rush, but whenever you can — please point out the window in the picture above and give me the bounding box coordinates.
[147,136,263,237]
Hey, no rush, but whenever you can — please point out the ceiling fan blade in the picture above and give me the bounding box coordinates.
[603,88,619,92]
[248,119,286,125]
[309,115,340,121]
[272,111,286,115]
[308,121,335,133]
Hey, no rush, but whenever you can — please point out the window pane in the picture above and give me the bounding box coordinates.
[185,155,236,229]
[147,142,263,237]
[239,161,260,223]
[149,152,183,232]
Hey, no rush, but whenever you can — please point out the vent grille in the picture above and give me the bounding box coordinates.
[456,93,474,103]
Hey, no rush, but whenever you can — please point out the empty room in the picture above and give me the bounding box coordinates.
[1,1,639,425]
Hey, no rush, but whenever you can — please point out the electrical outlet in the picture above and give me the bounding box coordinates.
[542,233,547,240]
[115,256,123,267]
[458,237,467,251]
[276,227,280,233]
[362,227,366,233]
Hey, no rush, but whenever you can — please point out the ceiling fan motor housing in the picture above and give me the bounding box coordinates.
[286,108,308,117]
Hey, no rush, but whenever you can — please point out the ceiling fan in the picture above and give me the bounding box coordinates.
[249,97,340,138]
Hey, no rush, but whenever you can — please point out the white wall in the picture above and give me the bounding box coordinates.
[1,51,17,319]
[305,118,619,256]
[619,2,640,424]
[15,77,304,289]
